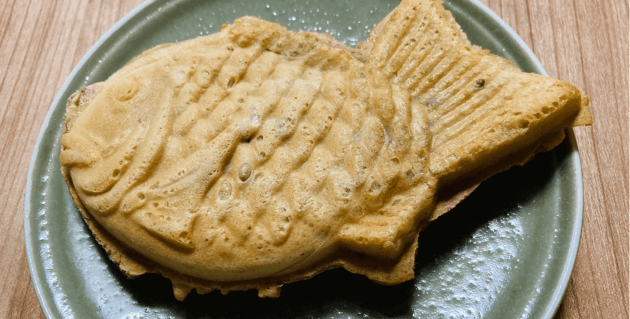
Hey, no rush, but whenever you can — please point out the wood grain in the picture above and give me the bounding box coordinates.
[0,0,627,318]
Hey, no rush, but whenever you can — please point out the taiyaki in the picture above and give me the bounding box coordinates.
[60,0,591,300]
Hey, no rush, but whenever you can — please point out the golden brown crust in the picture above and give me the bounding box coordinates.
[61,19,438,298]
[60,0,592,300]
[63,147,419,299]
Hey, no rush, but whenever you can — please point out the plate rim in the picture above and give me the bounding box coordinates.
[462,1,584,317]
[24,2,159,318]
[24,0,584,318]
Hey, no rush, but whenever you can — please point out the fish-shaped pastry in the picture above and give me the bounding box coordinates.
[60,0,591,300]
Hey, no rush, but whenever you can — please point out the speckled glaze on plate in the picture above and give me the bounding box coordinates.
[25,0,583,318]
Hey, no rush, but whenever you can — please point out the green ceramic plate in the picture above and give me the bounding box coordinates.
[25,0,584,318]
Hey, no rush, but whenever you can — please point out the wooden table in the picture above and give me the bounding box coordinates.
[1,0,627,318]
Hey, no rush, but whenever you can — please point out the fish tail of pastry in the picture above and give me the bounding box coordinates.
[365,0,592,187]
